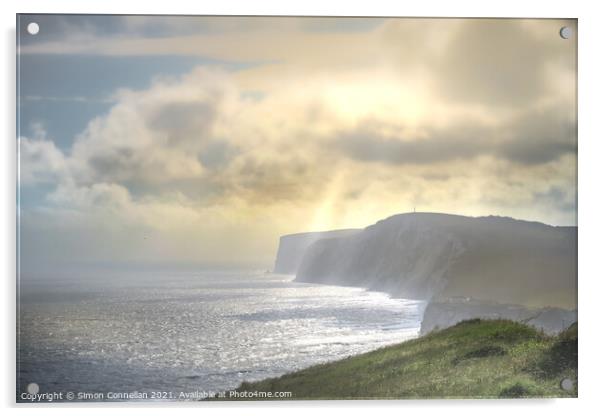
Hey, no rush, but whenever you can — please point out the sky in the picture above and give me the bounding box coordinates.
[17,15,577,275]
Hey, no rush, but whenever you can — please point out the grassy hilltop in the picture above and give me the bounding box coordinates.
[222,319,577,400]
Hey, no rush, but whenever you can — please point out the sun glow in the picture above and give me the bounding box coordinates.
[308,170,347,232]
[323,76,427,126]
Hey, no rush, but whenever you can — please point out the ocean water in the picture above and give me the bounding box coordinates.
[17,271,425,401]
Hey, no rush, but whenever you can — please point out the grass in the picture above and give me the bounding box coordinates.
[216,319,577,400]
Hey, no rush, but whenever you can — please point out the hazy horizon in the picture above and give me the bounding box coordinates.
[18,16,577,275]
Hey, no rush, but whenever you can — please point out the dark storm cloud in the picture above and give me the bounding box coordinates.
[497,106,577,165]
[234,157,316,203]
[147,100,218,146]
[198,141,239,169]
[336,104,576,166]
[498,136,576,165]
[88,147,137,181]
[533,186,576,213]
[336,130,484,165]
[434,19,575,107]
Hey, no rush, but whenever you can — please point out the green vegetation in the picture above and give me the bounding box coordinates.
[221,319,577,400]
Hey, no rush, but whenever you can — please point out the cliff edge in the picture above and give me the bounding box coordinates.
[273,229,360,274]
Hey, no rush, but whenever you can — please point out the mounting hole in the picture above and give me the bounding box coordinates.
[27,382,39,394]
[560,378,574,391]
[27,22,40,35]
[559,26,572,40]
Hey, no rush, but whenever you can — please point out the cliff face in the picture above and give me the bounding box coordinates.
[420,300,577,335]
[295,213,576,312]
[273,229,360,274]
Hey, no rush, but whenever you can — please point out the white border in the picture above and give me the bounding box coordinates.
[3,1,601,415]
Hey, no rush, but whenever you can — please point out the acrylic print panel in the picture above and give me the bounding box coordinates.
[16,15,577,402]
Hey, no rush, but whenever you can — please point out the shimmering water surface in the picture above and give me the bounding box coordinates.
[18,271,425,401]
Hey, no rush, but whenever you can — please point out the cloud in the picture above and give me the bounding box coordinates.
[335,102,576,166]
[20,63,576,225]
[19,125,67,185]
[19,66,344,263]
[497,104,577,165]
[431,19,575,107]
[23,95,115,103]
[533,186,576,213]
[65,68,235,187]
[20,18,576,105]
[334,124,485,165]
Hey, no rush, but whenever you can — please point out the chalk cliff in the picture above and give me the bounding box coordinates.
[289,213,576,333]
[273,229,360,274]
[420,299,577,335]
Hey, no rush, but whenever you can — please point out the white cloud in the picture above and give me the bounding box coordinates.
[19,125,67,185]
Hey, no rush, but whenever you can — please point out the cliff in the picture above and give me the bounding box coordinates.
[273,229,360,274]
[293,213,576,332]
[420,299,577,335]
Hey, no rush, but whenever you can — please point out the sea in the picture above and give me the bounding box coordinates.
[17,271,425,402]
